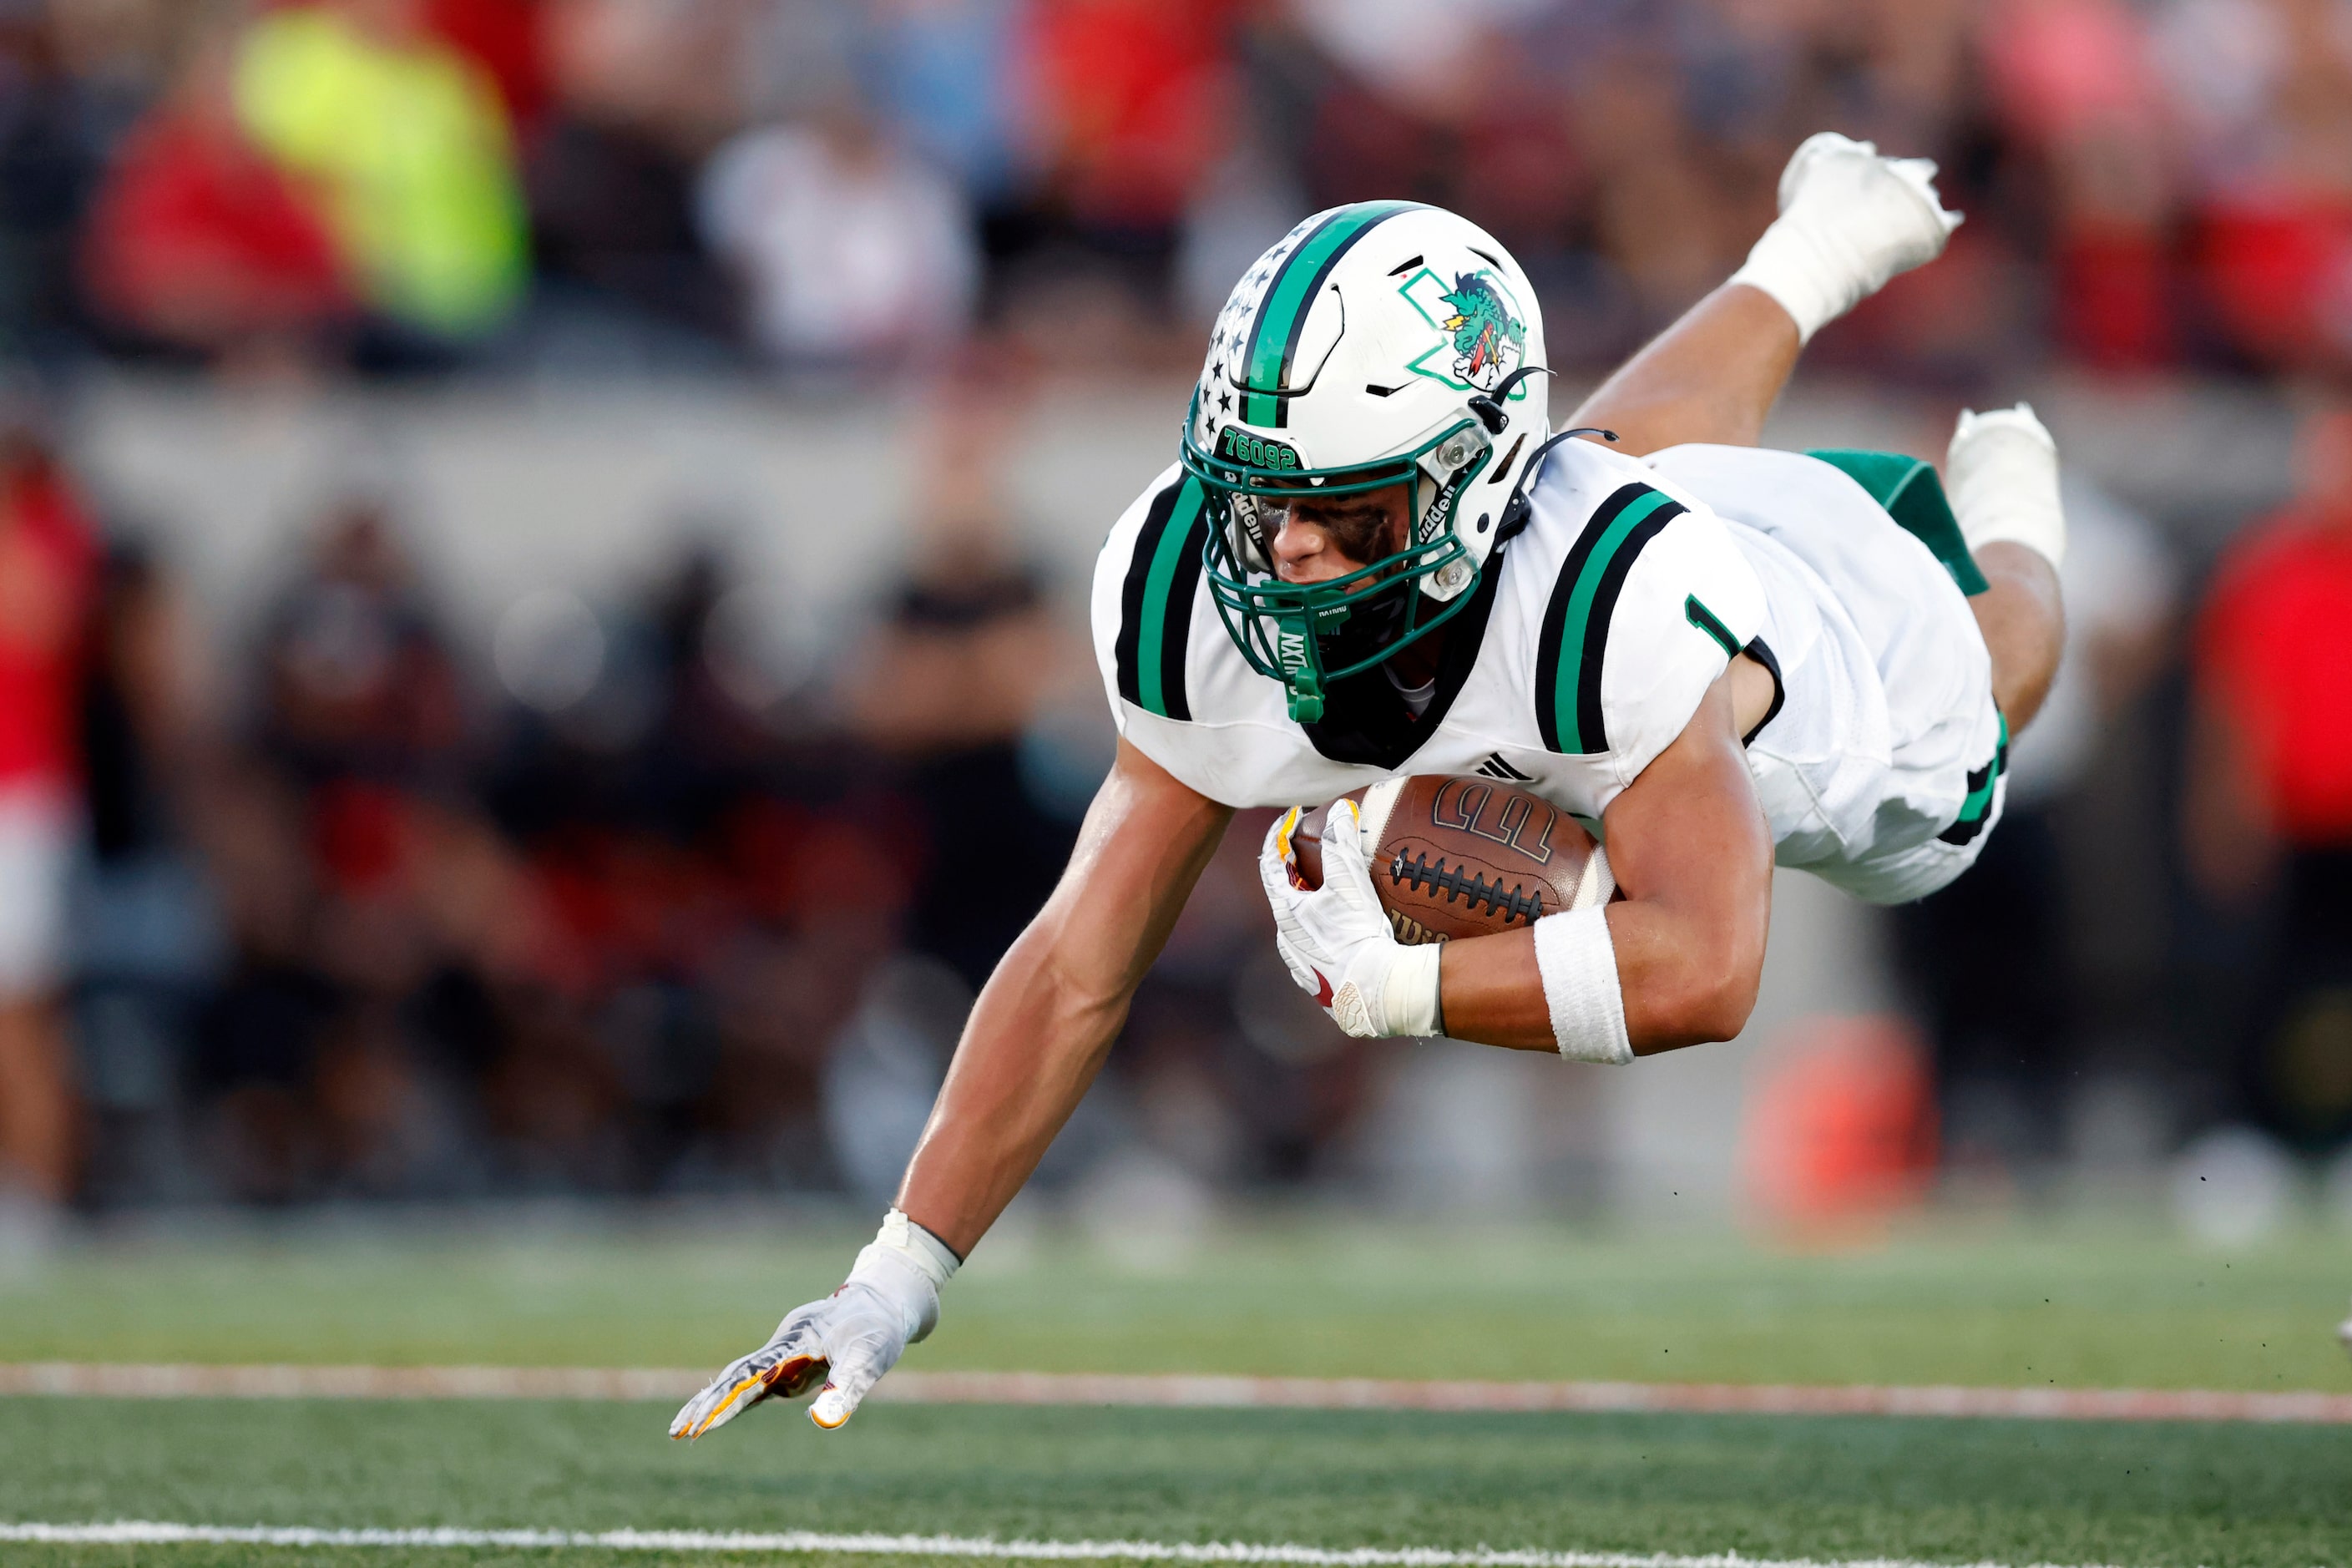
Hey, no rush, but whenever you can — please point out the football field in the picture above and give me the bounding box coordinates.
[2,1214,2348,1566]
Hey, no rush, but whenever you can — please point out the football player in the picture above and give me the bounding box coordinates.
[672,134,2067,1439]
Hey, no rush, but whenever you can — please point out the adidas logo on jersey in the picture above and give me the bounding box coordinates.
[1474,753,1534,781]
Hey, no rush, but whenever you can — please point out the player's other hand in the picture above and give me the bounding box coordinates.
[670,1215,950,1439]
[1259,804,1442,1040]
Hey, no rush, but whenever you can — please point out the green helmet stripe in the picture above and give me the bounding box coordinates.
[1239,201,1420,428]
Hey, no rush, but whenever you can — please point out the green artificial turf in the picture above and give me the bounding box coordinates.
[0,1213,2346,1393]
[4,1216,2349,1565]
[3,1397,2349,1568]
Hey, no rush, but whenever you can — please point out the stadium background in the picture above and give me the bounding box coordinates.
[0,0,2349,1252]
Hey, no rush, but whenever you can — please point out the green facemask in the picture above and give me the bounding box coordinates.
[1181,399,1493,722]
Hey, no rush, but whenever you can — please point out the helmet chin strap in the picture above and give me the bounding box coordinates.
[1495,426,1618,545]
[1466,363,1555,434]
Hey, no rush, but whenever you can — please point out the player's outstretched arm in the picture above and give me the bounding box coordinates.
[1570,134,1961,456]
[897,738,1232,1251]
[673,739,1229,1439]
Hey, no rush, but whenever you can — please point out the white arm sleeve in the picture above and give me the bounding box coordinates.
[1533,908,1633,1065]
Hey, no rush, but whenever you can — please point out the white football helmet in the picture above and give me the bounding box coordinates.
[1181,201,1554,721]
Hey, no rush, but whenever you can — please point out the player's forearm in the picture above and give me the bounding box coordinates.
[895,918,1132,1256]
[1437,896,1764,1056]
[1435,929,1550,1050]
[1564,284,1801,457]
[893,739,1232,1258]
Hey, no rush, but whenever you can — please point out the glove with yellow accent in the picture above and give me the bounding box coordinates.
[669,1209,958,1438]
[1258,802,1444,1040]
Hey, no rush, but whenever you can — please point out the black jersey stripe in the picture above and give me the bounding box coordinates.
[1113,475,1210,721]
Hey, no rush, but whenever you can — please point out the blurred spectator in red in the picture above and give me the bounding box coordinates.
[422,0,548,134]
[80,29,353,370]
[990,0,1237,331]
[2188,392,2352,1147]
[1981,0,2180,369]
[1023,0,1236,233]
[700,95,976,367]
[0,402,96,1210]
[232,0,530,351]
[256,499,467,791]
[2157,0,2352,370]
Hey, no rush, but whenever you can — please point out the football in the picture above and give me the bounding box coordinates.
[1287,775,1616,944]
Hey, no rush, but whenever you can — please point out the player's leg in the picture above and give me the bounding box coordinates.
[1569,134,1960,454]
[1565,284,1798,456]
[0,787,73,1205]
[1946,407,2066,732]
[1970,543,2063,731]
[0,999,73,1201]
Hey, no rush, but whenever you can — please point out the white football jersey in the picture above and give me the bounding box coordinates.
[1090,438,2006,903]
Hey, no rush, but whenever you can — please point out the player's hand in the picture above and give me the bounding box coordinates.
[1258,803,1443,1039]
[1732,132,1963,341]
[670,1220,948,1438]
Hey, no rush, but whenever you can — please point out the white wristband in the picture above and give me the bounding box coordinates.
[1383,941,1445,1039]
[847,1208,960,1343]
[1729,220,1850,345]
[1532,908,1632,1065]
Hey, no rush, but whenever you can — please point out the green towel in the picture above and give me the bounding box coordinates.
[1805,448,1990,597]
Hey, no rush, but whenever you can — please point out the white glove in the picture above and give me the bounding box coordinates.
[670,1210,954,1438]
[1258,803,1444,1040]
[1947,402,2066,569]
[1729,131,1963,342]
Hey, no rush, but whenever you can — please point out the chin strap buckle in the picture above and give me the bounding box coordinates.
[1286,671,1325,724]
[1466,364,1559,434]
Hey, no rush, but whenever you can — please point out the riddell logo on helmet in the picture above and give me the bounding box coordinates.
[1219,427,1302,471]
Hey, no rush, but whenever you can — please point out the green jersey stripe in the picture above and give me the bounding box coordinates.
[1684,594,1743,658]
[1534,486,1683,754]
[1937,711,2011,846]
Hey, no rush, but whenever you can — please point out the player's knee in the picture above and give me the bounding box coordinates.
[1970,542,2065,733]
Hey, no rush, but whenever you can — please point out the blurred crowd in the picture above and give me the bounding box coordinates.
[0,379,1386,1214]
[2,0,2352,1223]
[3,377,2350,1219]
[4,0,2352,382]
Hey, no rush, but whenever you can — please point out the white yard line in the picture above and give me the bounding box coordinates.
[0,1520,2138,1568]
[1,1363,2348,1424]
